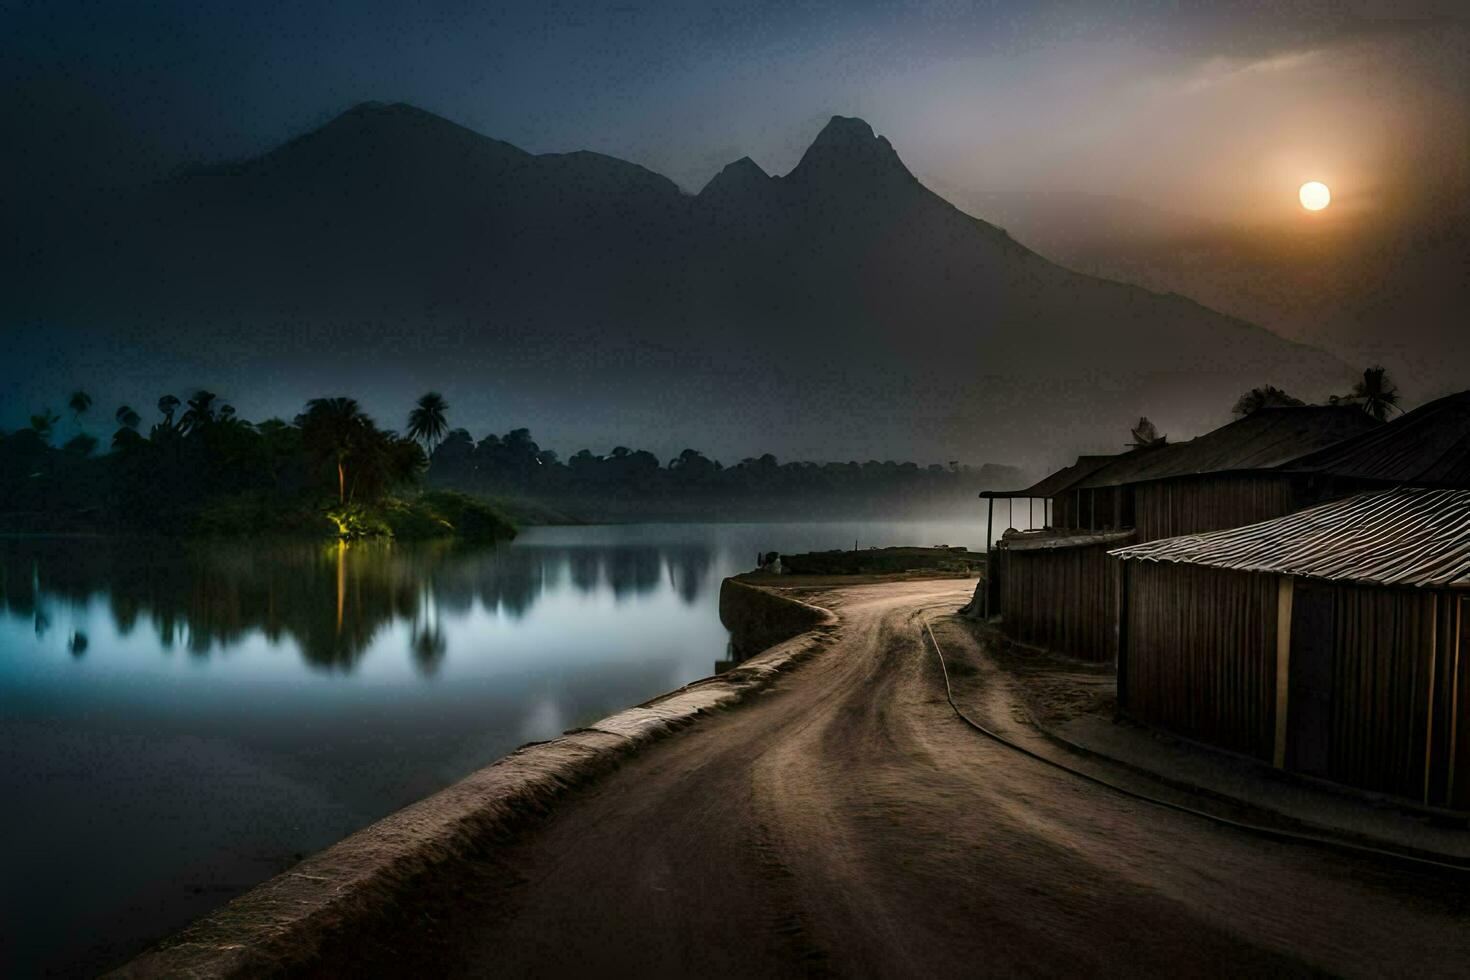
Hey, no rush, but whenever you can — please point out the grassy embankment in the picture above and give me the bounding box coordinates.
[191,489,519,542]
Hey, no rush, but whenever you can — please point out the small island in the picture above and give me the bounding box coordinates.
[0,390,516,542]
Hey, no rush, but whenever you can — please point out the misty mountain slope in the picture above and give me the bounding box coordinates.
[684,117,1332,378]
[942,187,1470,401]
[2,104,1349,468]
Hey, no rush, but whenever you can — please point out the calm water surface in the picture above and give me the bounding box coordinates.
[0,520,979,976]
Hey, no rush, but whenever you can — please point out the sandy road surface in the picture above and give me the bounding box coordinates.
[323,579,1469,978]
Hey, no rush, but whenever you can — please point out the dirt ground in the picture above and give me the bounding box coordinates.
[302,578,1470,978]
[940,618,1118,725]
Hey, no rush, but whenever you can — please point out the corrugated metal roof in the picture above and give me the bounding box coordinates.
[1074,406,1380,489]
[1283,390,1470,488]
[979,453,1124,499]
[1007,529,1135,552]
[1110,487,1470,589]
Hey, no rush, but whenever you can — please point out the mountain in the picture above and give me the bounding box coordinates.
[1,103,1351,471]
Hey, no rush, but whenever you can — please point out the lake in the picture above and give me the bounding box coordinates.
[0,519,980,976]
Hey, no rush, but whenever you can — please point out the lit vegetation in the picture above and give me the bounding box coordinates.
[0,389,515,542]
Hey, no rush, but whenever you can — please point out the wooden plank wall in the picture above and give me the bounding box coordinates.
[1454,596,1469,811]
[1002,543,1118,662]
[1052,487,1125,532]
[1123,564,1468,808]
[1325,583,1466,808]
[1051,494,1073,529]
[1123,561,1279,759]
[1133,475,1296,542]
[986,546,1006,618]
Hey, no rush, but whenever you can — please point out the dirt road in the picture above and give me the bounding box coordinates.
[328,579,1468,978]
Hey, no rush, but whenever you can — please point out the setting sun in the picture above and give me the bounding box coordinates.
[1299,180,1331,211]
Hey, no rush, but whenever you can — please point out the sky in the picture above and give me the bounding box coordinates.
[2,0,1467,461]
[5,1,1466,224]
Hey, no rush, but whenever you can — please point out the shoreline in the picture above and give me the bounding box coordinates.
[109,579,837,978]
[104,576,1470,976]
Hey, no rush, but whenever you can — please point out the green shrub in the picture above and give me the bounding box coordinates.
[325,502,393,540]
[378,496,453,539]
[192,492,325,537]
[415,490,517,542]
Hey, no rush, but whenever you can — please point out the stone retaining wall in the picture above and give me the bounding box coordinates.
[111,586,836,979]
[719,576,838,659]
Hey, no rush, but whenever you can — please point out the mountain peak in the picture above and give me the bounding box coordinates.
[725,156,767,177]
[698,156,770,199]
[345,100,435,114]
[332,100,467,130]
[811,115,878,149]
[187,101,533,178]
[788,115,914,189]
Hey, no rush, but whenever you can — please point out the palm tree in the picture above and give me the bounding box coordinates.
[180,390,218,434]
[1343,366,1400,422]
[410,621,447,676]
[67,390,92,425]
[348,430,426,502]
[1128,417,1167,448]
[63,433,98,456]
[406,392,449,452]
[112,426,146,452]
[1232,385,1304,416]
[29,409,60,444]
[297,397,371,504]
[115,405,142,430]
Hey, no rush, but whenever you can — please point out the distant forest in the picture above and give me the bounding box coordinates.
[423,427,1015,522]
[0,390,1016,536]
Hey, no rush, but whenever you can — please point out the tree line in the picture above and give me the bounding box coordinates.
[8,368,1395,533]
[0,390,510,539]
[1230,366,1401,421]
[1,388,1003,530]
[426,426,990,499]
[1128,366,1404,449]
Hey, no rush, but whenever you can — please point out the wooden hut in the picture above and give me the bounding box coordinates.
[973,454,1138,660]
[987,528,1134,661]
[973,407,1376,662]
[1073,406,1380,543]
[978,454,1125,539]
[1111,488,1470,809]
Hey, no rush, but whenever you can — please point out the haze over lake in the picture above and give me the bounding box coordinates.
[0,519,979,976]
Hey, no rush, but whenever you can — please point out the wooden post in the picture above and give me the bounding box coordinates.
[1449,597,1463,807]
[1116,559,1130,704]
[1273,576,1295,769]
[1424,593,1439,805]
[985,496,995,618]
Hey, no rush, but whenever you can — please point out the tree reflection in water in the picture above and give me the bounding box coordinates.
[0,536,715,674]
